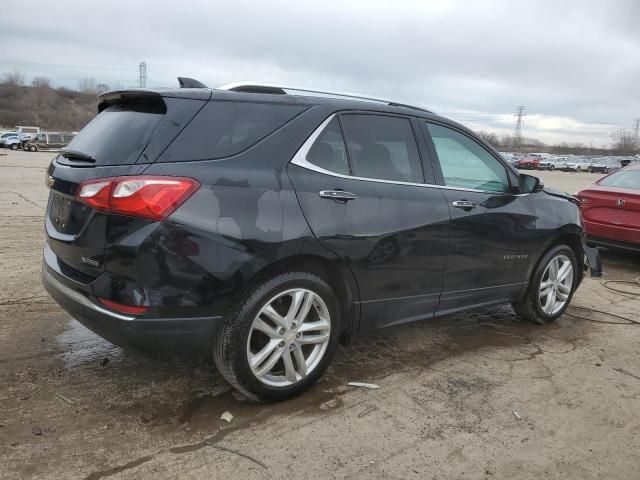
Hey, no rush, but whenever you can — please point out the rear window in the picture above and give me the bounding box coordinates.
[158,101,306,162]
[63,104,163,165]
[598,170,640,189]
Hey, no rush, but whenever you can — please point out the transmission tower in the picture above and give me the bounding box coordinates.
[139,61,147,88]
[513,105,526,150]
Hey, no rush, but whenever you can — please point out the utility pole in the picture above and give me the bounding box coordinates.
[139,61,147,88]
[633,118,640,142]
[513,105,526,150]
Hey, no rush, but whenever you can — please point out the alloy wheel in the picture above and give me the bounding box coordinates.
[538,254,573,315]
[247,288,331,387]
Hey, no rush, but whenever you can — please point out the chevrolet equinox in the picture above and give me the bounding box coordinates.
[43,80,601,401]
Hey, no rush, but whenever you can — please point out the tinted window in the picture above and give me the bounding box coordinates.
[426,123,509,193]
[340,115,423,183]
[162,101,306,161]
[306,118,350,175]
[64,104,163,165]
[598,170,640,189]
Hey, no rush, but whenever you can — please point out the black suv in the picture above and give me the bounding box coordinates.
[43,81,601,401]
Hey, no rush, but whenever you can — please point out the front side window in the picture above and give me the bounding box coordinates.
[426,123,510,193]
[305,117,350,175]
[340,114,424,183]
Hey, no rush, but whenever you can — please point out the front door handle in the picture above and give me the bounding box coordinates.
[452,200,477,209]
[319,190,357,201]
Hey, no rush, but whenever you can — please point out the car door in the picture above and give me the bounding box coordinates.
[420,121,537,314]
[288,113,450,331]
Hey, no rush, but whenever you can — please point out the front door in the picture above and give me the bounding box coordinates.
[420,121,537,314]
[288,114,450,331]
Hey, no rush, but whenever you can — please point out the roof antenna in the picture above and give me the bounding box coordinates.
[177,77,207,88]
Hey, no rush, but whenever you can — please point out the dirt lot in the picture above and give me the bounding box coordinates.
[1,150,639,479]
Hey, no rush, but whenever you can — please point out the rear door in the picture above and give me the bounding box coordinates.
[420,121,537,314]
[288,113,450,331]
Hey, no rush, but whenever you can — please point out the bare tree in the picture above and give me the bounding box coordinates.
[2,70,25,86]
[32,76,51,88]
[78,77,98,93]
[95,83,111,94]
[610,129,638,155]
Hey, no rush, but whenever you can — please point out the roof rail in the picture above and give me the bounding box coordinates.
[217,81,431,113]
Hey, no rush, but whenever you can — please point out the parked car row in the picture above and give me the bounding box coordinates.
[503,153,634,174]
[0,130,75,151]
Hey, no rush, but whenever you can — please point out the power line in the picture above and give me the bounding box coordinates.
[513,105,526,149]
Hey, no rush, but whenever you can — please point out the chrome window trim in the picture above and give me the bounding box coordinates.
[290,114,529,197]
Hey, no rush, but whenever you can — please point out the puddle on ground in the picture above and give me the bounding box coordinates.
[52,303,590,434]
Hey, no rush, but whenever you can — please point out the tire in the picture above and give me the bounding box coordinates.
[512,245,578,324]
[603,168,609,174]
[10,143,18,151]
[214,271,341,401]
[29,145,37,152]
[549,165,555,171]
[587,167,593,173]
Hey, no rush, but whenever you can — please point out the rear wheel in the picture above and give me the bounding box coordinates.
[587,166,593,173]
[512,245,578,324]
[28,144,37,152]
[214,271,340,401]
[549,165,555,171]
[9,143,18,151]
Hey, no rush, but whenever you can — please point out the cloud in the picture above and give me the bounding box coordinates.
[1,0,638,146]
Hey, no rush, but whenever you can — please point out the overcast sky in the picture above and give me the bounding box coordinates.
[2,0,639,146]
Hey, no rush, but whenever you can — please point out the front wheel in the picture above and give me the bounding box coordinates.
[9,144,18,151]
[512,245,578,324]
[28,144,37,152]
[549,165,555,171]
[214,271,340,401]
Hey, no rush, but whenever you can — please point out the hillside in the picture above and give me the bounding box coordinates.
[0,82,97,132]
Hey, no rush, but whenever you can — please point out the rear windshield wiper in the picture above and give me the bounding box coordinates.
[60,149,96,163]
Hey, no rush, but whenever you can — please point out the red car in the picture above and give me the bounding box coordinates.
[515,157,540,169]
[577,164,640,251]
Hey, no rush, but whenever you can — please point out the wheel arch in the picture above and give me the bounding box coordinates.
[243,253,359,344]
[519,229,585,303]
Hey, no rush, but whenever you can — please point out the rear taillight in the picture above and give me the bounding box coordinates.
[77,176,200,221]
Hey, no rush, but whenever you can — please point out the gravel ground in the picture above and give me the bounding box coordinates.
[1,150,639,480]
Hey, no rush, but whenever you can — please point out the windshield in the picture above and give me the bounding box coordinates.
[598,170,640,190]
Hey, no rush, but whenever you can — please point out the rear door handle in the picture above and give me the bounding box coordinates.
[452,200,477,209]
[319,190,357,201]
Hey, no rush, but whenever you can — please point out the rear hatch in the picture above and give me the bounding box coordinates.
[45,90,208,283]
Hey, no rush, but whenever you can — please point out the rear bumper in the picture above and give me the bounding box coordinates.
[42,262,222,353]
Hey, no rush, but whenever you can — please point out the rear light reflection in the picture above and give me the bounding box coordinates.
[77,175,200,221]
[97,298,148,315]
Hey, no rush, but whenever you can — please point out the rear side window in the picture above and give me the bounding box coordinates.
[306,118,350,175]
[340,114,423,183]
[160,101,306,162]
[64,104,164,165]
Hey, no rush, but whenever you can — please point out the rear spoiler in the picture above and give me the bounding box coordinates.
[98,90,166,113]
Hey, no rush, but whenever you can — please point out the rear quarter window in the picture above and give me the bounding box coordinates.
[158,101,307,162]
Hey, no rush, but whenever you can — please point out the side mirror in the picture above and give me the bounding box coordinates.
[519,174,544,193]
